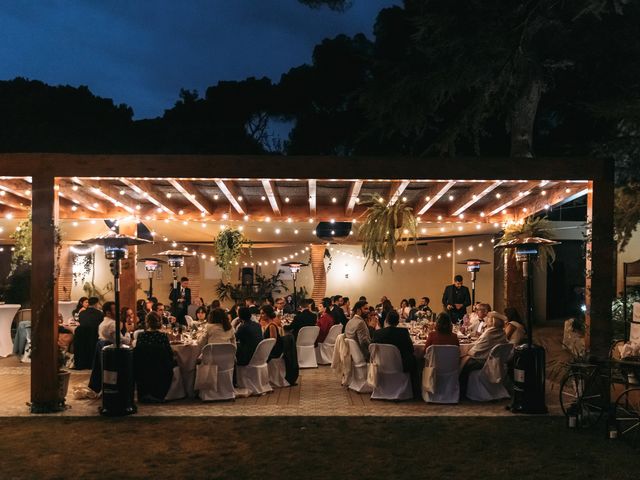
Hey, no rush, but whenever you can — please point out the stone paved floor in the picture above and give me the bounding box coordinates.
[0,355,562,417]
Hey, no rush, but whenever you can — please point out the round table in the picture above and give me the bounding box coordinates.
[0,304,21,357]
[171,343,200,398]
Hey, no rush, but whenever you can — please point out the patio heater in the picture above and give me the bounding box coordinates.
[281,261,308,311]
[495,236,560,415]
[155,250,189,291]
[456,258,491,306]
[82,232,151,417]
[138,257,165,299]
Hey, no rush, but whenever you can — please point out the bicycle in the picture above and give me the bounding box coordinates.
[559,361,608,428]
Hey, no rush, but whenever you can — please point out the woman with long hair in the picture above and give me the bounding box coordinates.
[197,308,236,349]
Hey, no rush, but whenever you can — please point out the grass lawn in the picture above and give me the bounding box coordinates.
[1,416,638,479]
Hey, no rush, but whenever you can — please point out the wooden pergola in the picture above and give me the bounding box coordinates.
[0,154,614,413]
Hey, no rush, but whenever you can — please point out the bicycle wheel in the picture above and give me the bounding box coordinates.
[614,388,640,439]
[559,372,605,428]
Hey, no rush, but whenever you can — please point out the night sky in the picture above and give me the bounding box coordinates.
[1,0,397,119]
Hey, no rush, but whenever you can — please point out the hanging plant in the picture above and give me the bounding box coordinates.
[498,216,557,268]
[358,193,417,273]
[214,228,252,278]
[72,252,94,286]
[324,247,332,272]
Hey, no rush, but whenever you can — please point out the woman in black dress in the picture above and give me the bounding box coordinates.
[134,312,174,402]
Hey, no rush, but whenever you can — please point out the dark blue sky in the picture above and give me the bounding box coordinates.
[0,0,398,119]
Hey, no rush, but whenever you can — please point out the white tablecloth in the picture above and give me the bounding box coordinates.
[0,304,21,357]
[171,343,200,398]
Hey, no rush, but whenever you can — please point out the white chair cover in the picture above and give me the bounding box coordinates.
[346,338,373,393]
[165,365,186,400]
[331,334,352,386]
[267,355,289,387]
[466,343,513,402]
[368,344,413,401]
[197,343,236,401]
[237,338,276,395]
[422,345,460,404]
[296,326,320,368]
[316,324,342,365]
[184,315,194,328]
[21,328,32,364]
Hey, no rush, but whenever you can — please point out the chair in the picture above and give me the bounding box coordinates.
[466,343,514,402]
[346,338,373,393]
[185,315,194,328]
[267,354,289,388]
[165,366,186,401]
[20,327,32,364]
[422,345,460,404]
[368,344,413,401]
[197,343,237,401]
[296,326,320,368]
[237,338,276,395]
[316,324,342,365]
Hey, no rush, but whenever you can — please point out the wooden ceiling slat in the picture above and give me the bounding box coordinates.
[387,180,410,207]
[215,180,245,215]
[120,178,176,215]
[486,181,542,216]
[168,179,212,215]
[308,180,316,217]
[416,181,456,216]
[450,180,503,217]
[345,180,363,217]
[261,180,281,216]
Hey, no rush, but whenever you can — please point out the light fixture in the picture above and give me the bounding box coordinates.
[281,261,308,310]
[138,257,166,299]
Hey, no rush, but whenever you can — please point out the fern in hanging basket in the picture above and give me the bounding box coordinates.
[358,193,417,273]
[214,228,252,278]
[498,216,557,267]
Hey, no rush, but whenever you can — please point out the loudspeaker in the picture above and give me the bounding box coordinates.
[241,267,254,286]
[315,221,352,241]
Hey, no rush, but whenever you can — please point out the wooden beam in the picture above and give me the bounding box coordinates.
[58,180,106,213]
[345,180,363,217]
[416,181,456,216]
[119,178,176,215]
[0,178,32,200]
[486,181,542,217]
[30,175,60,412]
[0,190,29,210]
[261,180,281,216]
[308,179,316,217]
[450,180,503,216]
[74,179,138,214]
[387,180,410,207]
[168,179,212,215]
[511,183,589,220]
[214,180,245,215]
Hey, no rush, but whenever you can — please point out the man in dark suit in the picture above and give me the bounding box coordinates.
[169,276,191,326]
[235,307,263,366]
[441,274,471,323]
[288,299,317,339]
[72,297,104,370]
[372,310,416,373]
[330,295,348,329]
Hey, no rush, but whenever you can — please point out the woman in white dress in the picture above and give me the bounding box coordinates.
[504,307,526,345]
[397,299,411,322]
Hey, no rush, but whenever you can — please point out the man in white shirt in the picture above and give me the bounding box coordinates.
[98,301,131,345]
[467,303,490,338]
[344,300,371,361]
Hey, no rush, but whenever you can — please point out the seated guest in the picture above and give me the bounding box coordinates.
[135,299,148,327]
[121,307,136,335]
[194,306,208,324]
[282,295,296,314]
[235,306,263,366]
[261,305,283,359]
[134,312,175,403]
[345,300,372,361]
[504,307,526,344]
[330,295,348,330]
[459,314,507,395]
[98,301,131,345]
[316,298,335,344]
[424,312,460,349]
[398,299,411,321]
[72,297,89,318]
[289,299,317,339]
[358,296,367,303]
[197,308,236,349]
[418,297,433,317]
[372,311,415,373]
[380,299,394,328]
[341,297,351,319]
[466,303,490,338]
[366,308,380,338]
[274,297,286,316]
[72,297,103,370]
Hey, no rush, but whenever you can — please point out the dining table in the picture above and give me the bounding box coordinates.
[0,304,21,357]
[171,341,200,398]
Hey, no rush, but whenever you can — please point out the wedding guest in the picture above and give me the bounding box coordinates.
[341,297,351,319]
[261,305,283,359]
[380,299,394,328]
[120,306,136,335]
[366,309,380,338]
[289,298,316,339]
[169,276,191,325]
[197,308,236,349]
[194,306,208,324]
[372,311,416,374]
[274,297,286,315]
[466,303,490,338]
[504,307,526,344]
[397,299,411,321]
[135,299,148,326]
[134,312,175,403]
[442,275,472,323]
[331,294,348,329]
[72,297,89,317]
[407,298,418,321]
[72,297,103,370]
[282,295,295,314]
[98,301,131,345]
[235,307,263,366]
[316,298,334,344]
[424,312,460,349]
[345,300,371,361]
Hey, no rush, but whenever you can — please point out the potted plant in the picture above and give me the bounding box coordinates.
[498,216,557,268]
[358,193,417,272]
[214,228,252,278]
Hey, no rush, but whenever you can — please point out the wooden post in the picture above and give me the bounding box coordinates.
[30,175,60,413]
[310,244,327,306]
[586,170,615,359]
[119,221,138,313]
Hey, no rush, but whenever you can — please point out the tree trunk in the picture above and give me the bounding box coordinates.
[510,78,543,158]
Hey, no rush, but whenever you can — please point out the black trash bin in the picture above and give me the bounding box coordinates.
[511,343,547,414]
[100,344,137,417]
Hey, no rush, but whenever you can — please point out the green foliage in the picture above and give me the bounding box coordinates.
[614,183,640,251]
[216,270,288,303]
[358,193,417,273]
[612,289,640,337]
[10,215,32,272]
[82,281,113,303]
[72,253,94,286]
[214,228,252,279]
[498,217,556,268]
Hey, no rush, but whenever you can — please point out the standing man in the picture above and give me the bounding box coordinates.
[169,276,191,326]
[442,275,471,323]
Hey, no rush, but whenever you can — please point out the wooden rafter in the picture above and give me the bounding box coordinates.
[416,181,456,216]
[486,181,542,217]
[0,179,32,200]
[450,180,503,217]
[512,183,589,220]
[119,178,176,215]
[345,180,363,217]
[168,179,212,215]
[58,180,105,213]
[75,179,137,214]
[261,179,281,216]
[215,180,245,215]
[308,179,316,217]
[387,180,410,207]
[0,190,29,210]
